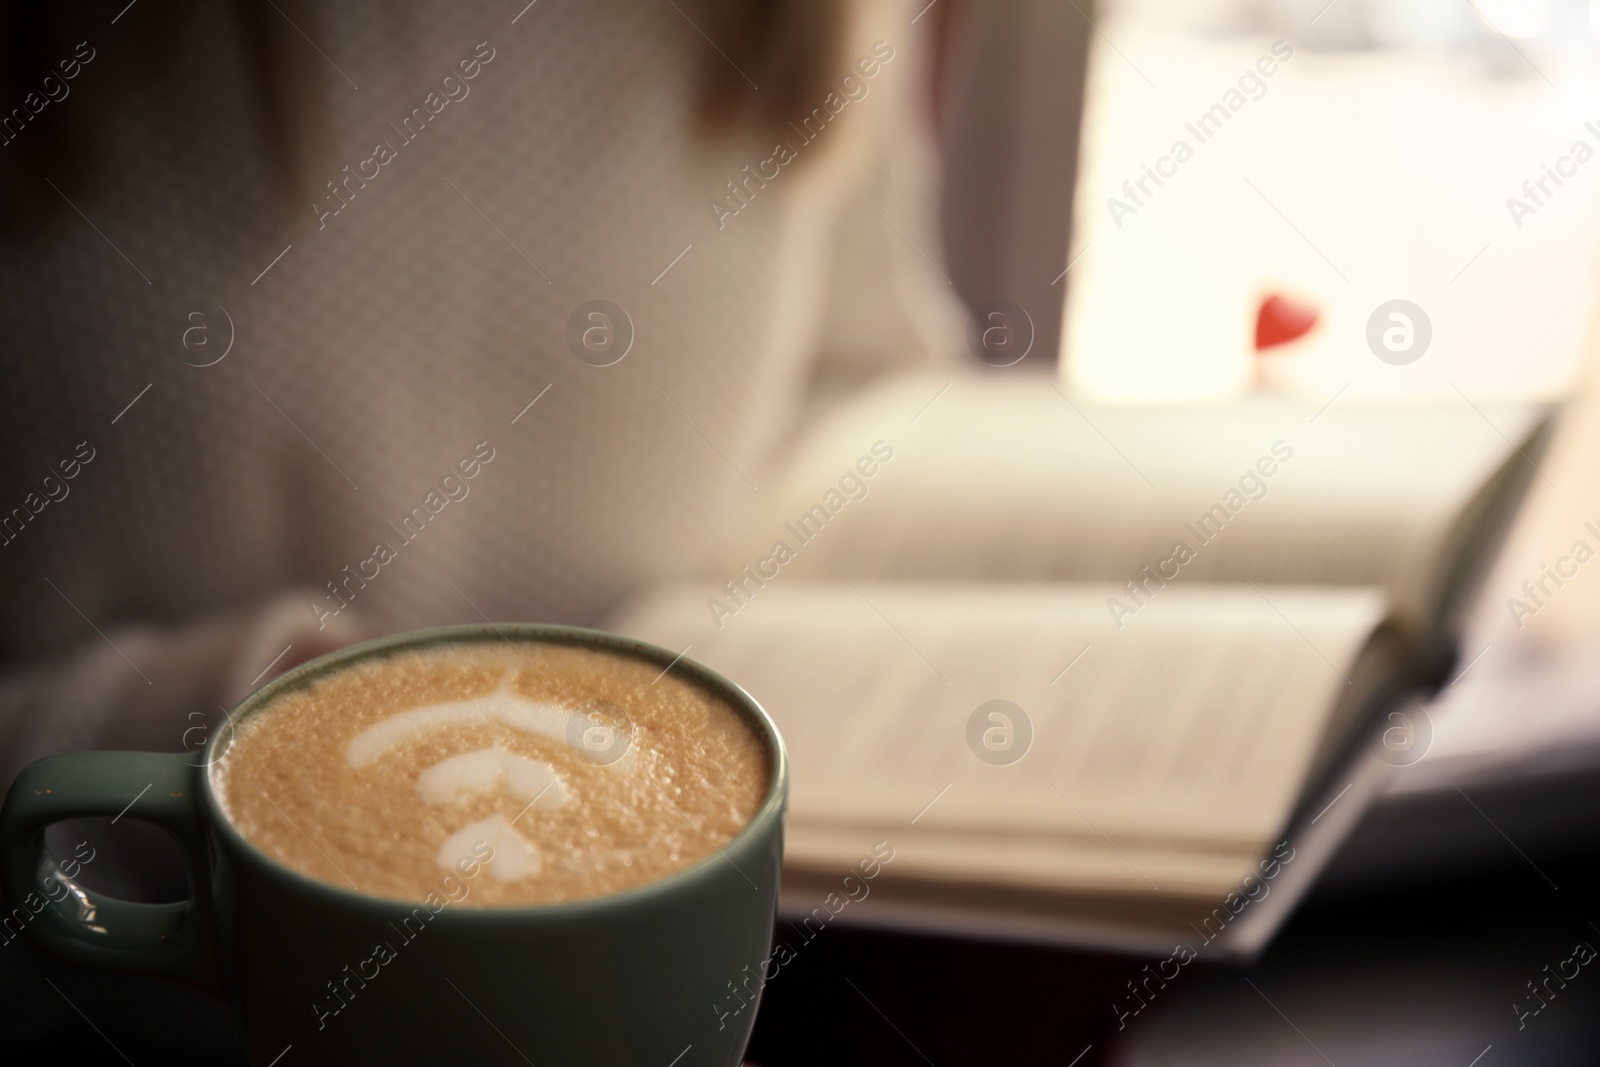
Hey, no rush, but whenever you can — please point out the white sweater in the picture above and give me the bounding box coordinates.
[0,0,962,782]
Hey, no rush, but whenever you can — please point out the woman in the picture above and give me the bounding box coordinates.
[0,0,964,1055]
[0,0,961,781]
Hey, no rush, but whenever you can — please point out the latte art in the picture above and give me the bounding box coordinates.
[214,640,769,906]
[344,679,597,880]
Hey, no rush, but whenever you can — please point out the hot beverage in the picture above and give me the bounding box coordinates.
[214,639,770,906]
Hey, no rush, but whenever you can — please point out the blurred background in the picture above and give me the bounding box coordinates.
[4,0,1600,1063]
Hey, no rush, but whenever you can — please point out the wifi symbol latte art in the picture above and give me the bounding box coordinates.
[345,676,631,881]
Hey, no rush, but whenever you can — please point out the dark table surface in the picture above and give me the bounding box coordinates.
[6,764,1598,1066]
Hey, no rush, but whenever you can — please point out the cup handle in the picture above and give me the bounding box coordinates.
[0,751,220,994]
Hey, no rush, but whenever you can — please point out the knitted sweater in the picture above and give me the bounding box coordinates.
[0,0,962,787]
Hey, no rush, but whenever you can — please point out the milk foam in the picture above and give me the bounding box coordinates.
[347,679,615,877]
[216,641,769,907]
[437,814,541,881]
[413,746,569,808]
[346,681,610,767]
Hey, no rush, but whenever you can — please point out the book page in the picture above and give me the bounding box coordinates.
[611,582,1388,897]
[729,374,1544,631]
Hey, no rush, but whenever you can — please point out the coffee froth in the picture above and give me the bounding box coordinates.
[214,640,769,906]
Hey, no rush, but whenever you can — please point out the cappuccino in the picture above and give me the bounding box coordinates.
[214,639,770,906]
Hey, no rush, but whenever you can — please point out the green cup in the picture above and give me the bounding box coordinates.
[0,625,788,1065]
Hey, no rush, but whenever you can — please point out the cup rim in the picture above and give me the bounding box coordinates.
[198,623,788,919]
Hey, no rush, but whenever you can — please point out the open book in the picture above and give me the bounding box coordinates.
[609,375,1554,955]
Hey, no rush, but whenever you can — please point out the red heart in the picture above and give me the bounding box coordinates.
[1254,293,1319,351]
